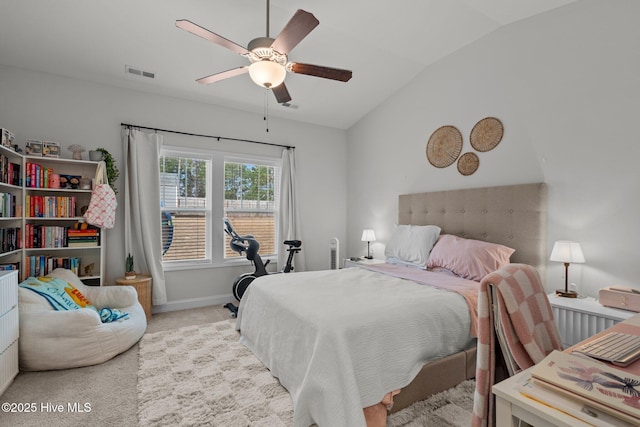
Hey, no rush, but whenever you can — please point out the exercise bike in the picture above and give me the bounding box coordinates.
[223,218,301,316]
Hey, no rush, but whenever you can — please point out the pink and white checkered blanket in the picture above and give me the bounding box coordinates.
[471,264,563,427]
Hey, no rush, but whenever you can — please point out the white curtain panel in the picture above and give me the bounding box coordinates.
[122,128,167,305]
[278,148,306,272]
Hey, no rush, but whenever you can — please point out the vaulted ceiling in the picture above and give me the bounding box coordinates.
[0,0,577,129]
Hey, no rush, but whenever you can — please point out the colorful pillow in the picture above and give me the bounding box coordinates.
[426,234,515,281]
[19,277,129,322]
[384,224,441,269]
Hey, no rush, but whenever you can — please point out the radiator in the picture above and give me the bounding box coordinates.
[548,294,635,347]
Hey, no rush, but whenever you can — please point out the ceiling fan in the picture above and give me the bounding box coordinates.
[176,0,352,104]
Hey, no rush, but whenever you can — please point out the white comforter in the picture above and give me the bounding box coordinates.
[236,266,474,427]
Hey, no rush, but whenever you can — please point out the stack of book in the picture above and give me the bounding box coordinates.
[522,350,640,426]
[67,228,99,247]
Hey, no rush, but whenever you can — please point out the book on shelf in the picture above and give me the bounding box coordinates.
[0,154,20,186]
[25,255,80,278]
[0,192,17,217]
[530,350,640,425]
[67,228,99,247]
[23,224,103,248]
[26,195,76,218]
[67,242,98,247]
[24,224,68,248]
[0,263,20,271]
[67,229,99,236]
[0,227,21,253]
[0,262,21,281]
[24,161,58,188]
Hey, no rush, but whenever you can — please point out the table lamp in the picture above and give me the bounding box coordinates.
[361,229,376,259]
[550,240,585,298]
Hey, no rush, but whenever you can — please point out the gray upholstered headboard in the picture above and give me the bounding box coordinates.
[399,183,547,278]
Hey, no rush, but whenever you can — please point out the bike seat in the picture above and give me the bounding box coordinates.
[284,240,301,248]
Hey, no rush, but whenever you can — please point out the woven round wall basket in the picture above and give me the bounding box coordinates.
[426,125,463,168]
[470,117,503,152]
[457,152,479,176]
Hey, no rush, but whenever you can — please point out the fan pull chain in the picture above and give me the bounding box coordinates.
[264,89,270,132]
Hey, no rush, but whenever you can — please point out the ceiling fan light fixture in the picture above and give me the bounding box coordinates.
[249,60,286,89]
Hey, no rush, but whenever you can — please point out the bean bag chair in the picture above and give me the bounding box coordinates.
[18,268,147,371]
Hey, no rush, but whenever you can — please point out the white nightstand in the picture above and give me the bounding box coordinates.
[547,293,635,347]
[343,257,384,268]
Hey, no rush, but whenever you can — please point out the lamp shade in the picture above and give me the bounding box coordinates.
[550,241,585,263]
[248,61,286,88]
[361,229,376,242]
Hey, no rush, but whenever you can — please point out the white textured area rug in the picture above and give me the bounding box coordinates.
[137,320,474,427]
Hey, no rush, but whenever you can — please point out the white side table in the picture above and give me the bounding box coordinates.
[493,367,591,427]
[343,257,384,268]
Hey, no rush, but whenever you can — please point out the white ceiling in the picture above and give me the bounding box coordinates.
[0,0,578,130]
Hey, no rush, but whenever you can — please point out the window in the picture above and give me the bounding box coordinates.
[160,149,211,266]
[224,157,280,259]
[159,147,280,269]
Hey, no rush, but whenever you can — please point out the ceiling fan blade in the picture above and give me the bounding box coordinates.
[271,10,319,54]
[176,19,249,56]
[272,83,292,104]
[196,67,249,85]
[288,63,352,82]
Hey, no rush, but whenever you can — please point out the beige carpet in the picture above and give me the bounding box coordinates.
[0,306,229,427]
[138,319,475,427]
[0,306,473,427]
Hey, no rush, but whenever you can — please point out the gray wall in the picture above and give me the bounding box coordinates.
[0,65,347,311]
[3,0,638,308]
[346,0,640,297]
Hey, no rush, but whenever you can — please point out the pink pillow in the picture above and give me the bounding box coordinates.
[427,234,515,281]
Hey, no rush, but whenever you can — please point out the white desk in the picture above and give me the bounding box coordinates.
[493,367,592,427]
[493,314,640,427]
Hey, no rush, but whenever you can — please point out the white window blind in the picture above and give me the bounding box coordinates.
[158,147,281,269]
[224,157,280,259]
[160,151,211,265]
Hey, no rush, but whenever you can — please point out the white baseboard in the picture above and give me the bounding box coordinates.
[151,294,235,314]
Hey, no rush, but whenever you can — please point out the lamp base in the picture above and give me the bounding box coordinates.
[364,256,373,260]
[556,289,578,298]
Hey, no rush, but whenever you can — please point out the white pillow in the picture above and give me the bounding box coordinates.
[384,225,441,269]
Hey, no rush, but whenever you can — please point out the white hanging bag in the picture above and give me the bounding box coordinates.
[83,161,117,229]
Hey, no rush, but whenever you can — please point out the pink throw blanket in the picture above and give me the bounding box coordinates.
[471,264,563,427]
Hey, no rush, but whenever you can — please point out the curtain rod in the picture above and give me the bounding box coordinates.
[121,123,295,150]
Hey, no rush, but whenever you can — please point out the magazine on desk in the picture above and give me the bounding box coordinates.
[530,350,640,425]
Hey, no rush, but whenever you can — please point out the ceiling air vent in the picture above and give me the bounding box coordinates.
[125,65,156,79]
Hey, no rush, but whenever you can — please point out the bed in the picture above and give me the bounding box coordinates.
[235,183,547,427]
